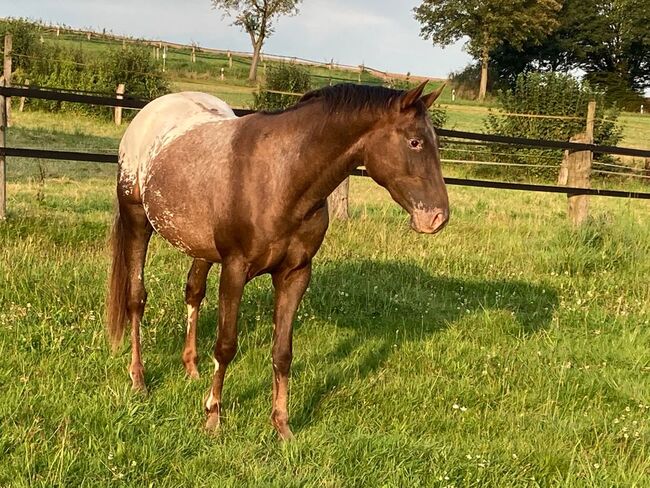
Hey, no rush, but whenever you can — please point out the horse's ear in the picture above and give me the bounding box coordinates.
[421,83,445,108]
[400,80,429,110]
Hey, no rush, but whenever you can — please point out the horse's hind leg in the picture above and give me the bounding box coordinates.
[183,259,213,379]
[121,201,153,392]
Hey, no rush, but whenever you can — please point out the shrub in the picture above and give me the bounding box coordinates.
[585,71,646,112]
[19,43,169,119]
[428,103,448,129]
[0,18,41,72]
[253,63,311,111]
[100,46,170,101]
[477,72,622,181]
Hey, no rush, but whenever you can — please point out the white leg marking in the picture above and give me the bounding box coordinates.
[205,390,216,410]
[186,304,197,334]
[213,358,220,373]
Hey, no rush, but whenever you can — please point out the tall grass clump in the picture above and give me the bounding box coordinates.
[548,214,649,276]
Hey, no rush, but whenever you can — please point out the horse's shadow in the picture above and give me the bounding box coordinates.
[189,259,558,430]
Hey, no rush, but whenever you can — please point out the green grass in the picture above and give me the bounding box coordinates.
[1,113,649,487]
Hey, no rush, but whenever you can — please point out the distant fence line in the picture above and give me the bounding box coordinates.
[24,21,413,83]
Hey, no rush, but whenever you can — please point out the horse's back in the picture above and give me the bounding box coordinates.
[118,92,236,196]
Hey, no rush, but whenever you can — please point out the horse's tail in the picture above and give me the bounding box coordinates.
[106,207,128,352]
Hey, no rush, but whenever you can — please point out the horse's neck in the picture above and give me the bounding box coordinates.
[275,105,374,213]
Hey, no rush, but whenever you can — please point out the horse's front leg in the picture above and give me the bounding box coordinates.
[270,261,312,440]
[204,259,247,431]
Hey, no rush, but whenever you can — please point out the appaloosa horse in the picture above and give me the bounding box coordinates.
[107,81,449,439]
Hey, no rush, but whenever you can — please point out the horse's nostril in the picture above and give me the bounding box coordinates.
[431,210,448,232]
[410,208,448,234]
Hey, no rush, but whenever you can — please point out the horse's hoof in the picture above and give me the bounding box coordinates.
[131,380,148,395]
[277,426,295,442]
[186,368,200,380]
[271,411,294,441]
[205,412,221,432]
[130,370,147,395]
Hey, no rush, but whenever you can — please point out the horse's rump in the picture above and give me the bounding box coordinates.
[116,92,238,259]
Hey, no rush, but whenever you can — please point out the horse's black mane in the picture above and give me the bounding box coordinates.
[260,83,404,115]
[300,83,404,113]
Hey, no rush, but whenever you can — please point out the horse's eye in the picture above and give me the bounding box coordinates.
[408,138,422,150]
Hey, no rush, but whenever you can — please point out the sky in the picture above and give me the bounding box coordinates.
[0,0,473,79]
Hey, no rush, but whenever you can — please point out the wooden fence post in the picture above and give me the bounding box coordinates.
[192,46,196,63]
[1,76,7,220]
[328,177,350,220]
[567,100,596,227]
[19,79,29,112]
[644,158,650,183]
[557,150,569,185]
[162,45,167,72]
[3,34,12,127]
[114,83,125,126]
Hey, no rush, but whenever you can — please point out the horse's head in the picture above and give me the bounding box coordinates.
[362,81,449,234]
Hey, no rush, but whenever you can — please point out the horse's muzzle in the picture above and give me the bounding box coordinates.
[410,208,449,234]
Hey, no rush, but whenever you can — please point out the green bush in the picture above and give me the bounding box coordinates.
[585,71,646,112]
[100,46,170,101]
[477,72,622,181]
[253,63,311,111]
[428,103,448,129]
[0,18,41,73]
[18,44,169,119]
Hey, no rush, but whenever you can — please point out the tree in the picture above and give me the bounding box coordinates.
[211,0,302,81]
[486,0,650,109]
[414,0,561,100]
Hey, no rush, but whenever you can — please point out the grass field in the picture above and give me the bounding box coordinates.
[1,111,649,486]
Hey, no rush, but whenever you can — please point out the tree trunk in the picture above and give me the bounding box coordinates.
[478,48,489,101]
[248,41,263,82]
